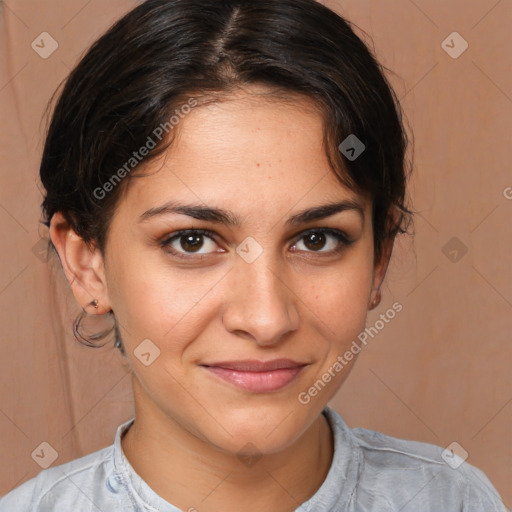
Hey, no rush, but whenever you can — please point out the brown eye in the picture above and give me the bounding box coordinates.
[293,228,352,254]
[161,229,219,258]
[303,232,327,251]
[179,233,205,253]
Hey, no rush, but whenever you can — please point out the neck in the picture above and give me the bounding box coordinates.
[121,379,334,512]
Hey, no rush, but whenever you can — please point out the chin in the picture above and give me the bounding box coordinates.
[195,404,316,457]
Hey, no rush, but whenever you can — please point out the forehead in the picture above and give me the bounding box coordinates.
[119,89,367,219]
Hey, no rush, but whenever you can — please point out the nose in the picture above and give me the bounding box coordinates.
[221,254,300,347]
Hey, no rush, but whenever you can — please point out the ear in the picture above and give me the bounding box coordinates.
[49,212,111,314]
[368,234,395,311]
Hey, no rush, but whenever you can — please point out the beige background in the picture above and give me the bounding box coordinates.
[0,0,511,507]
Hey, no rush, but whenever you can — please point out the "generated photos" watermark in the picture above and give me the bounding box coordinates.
[298,301,403,405]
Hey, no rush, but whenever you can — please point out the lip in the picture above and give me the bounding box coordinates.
[200,359,308,393]
[201,359,306,371]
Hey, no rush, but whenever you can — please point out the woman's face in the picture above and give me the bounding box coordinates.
[77,88,390,455]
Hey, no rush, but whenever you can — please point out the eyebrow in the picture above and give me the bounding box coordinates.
[138,199,364,226]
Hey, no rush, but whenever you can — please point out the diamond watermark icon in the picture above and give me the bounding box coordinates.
[31,32,59,59]
[236,236,263,264]
[32,237,50,263]
[31,441,58,469]
[442,441,468,469]
[338,134,365,161]
[441,32,468,59]
[134,338,161,366]
[442,236,468,263]
[237,441,263,468]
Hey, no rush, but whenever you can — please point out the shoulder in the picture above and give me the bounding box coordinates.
[324,410,507,512]
[0,445,115,511]
[351,424,508,511]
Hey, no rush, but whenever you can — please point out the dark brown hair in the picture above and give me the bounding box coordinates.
[39,0,413,351]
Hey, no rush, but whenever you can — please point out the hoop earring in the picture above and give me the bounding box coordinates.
[73,309,116,348]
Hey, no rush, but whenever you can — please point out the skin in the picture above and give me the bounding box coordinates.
[50,86,394,512]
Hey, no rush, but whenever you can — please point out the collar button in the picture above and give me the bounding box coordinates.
[106,472,121,493]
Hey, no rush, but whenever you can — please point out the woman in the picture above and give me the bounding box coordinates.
[0,0,507,510]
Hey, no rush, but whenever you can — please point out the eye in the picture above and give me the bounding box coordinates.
[291,228,353,255]
[160,227,353,260]
[161,229,220,259]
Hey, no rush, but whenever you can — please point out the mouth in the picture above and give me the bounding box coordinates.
[200,359,309,393]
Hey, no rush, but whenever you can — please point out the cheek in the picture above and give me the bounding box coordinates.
[299,254,374,341]
[107,256,224,350]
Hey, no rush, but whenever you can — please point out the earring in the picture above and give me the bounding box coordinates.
[89,299,99,309]
[73,307,116,348]
[370,289,381,309]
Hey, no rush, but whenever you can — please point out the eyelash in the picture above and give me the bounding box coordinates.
[160,228,354,260]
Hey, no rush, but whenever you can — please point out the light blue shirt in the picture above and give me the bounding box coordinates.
[0,406,508,511]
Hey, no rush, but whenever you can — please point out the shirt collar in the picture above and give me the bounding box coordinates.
[109,405,359,511]
[300,406,360,510]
